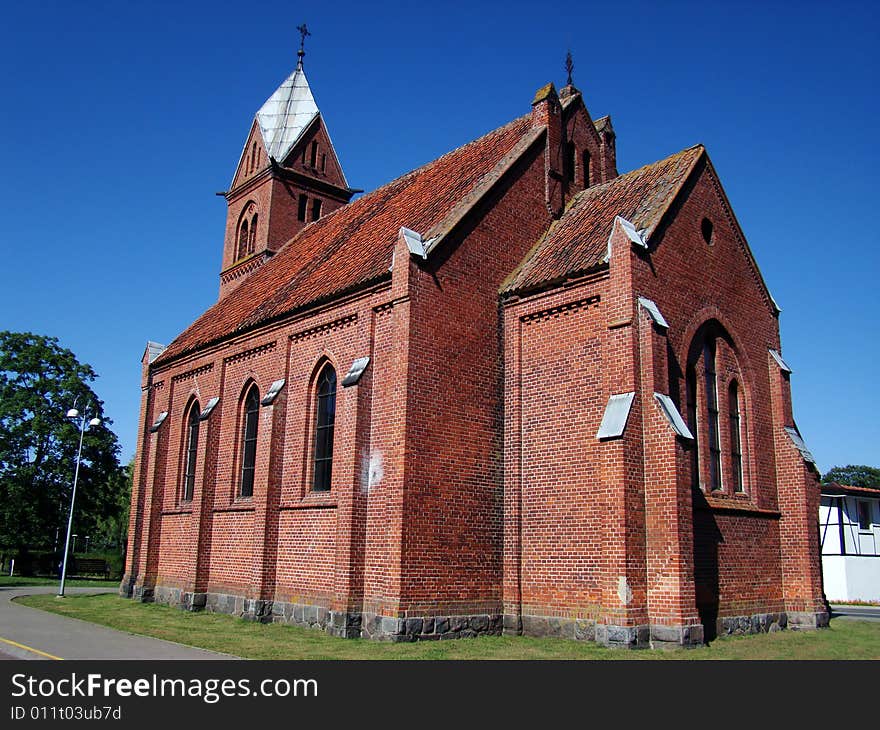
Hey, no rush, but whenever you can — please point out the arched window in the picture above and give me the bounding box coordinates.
[237,219,249,259]
[182,400,200,501]
[688,322,747,494]
[239,385,259,497]
[729,381,743,492]
[703,339,722,491]
[249,213,258,255]
[312,364,337,492]
[250,142,257,173]
[310,140,318,168]
[582,150,591,187]
[686,363,699,488]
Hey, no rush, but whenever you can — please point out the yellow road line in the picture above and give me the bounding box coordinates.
[0,635,63,660]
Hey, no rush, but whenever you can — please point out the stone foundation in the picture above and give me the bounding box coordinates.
[780,610,829,631]
[141,586,502,641]
[128,587,827,647]
[717,611,786,637]
[360,612,503,641]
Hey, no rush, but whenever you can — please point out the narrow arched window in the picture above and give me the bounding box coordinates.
[298,193,308,222]
[238,219,249,259]
[686,363,699,488]
[250,142,257,173]
[729,381,743,492]
[183,400,200,501]
[703,340,722,490]
[312,364,337,492]
[582,150,591,187]
[310,140,318,167]
[249,213,258,255]
[239,386,259,497]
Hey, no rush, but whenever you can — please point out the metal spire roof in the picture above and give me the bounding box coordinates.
[255,60,320,163]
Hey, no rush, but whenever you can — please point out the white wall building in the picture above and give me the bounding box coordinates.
[820,483,880,603]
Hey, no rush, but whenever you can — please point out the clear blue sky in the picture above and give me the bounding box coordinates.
[1,1,877,474]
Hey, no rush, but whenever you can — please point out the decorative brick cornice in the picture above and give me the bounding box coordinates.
[290,313,357,342]
[520,295,600,324]
[224,341,277,364]
[171,363,214,383]
[220,252,271,284]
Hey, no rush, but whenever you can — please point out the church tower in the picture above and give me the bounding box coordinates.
[218,28,356,298]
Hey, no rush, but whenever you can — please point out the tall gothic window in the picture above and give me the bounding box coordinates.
[311,198,322,221]
[239,385,259,498]
[312,364,337,492]
[703,339,722,491]
[183,400,200,502]
[686,364,699,488]
[237,219,249,259]
[298,193,308,222]
[248,213,258,256]
[583,150,591,187]
[729,381,743,492]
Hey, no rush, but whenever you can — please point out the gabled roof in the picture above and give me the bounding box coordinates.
[255,61,319,164]
[822,482,880,498]
[503,145,704,295]
[156,114,535,365]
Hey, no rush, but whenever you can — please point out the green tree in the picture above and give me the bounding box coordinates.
[90,458,132,551]
[0,331,125,556]
[821,464,880,488]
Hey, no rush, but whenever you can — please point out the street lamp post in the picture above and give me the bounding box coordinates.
[58,401,101,598]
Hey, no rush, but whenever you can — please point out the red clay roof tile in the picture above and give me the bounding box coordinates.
[503,144,704,295]
[156,114,535,365]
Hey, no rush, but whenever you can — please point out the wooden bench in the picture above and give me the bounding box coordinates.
[71,558,111,579]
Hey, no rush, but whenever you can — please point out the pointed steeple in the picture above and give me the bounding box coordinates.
[255,64,320,164]
[218,32,355,300]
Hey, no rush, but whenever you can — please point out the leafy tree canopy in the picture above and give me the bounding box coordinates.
[821,464,880,488]
[0,331,124,553]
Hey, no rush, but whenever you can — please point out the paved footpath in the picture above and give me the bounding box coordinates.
[0,586,236,660]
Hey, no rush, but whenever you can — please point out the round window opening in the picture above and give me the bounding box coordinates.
[701,217,714,245]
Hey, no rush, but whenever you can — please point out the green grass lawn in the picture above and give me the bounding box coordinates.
[13,592,880,659]
[0,575,116,588]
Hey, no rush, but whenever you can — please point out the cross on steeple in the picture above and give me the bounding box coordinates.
[297,23,311,65]
[564,50,574,87]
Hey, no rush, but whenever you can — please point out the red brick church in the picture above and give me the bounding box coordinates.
[121,45,828,647]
